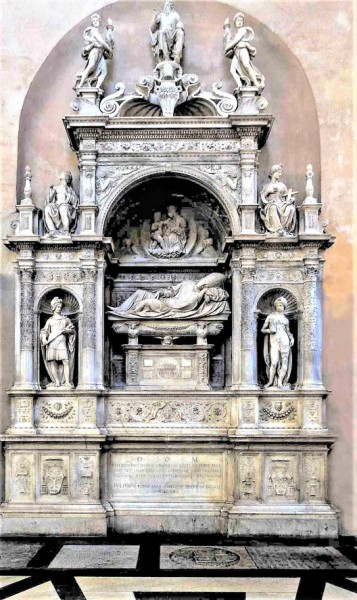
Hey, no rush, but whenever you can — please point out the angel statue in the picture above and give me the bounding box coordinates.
[261,297,294,389]
[74,13,114,89]
[259,164,298,236]
[40,297,76,388]
[223,12,265,90]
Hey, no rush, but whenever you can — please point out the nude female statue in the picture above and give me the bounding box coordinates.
[261,297,294,389]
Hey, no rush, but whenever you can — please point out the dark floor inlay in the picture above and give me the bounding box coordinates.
[247,546,357,570]
[0,542,42,569]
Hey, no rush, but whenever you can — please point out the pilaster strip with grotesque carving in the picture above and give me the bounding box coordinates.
[302,263,322,386]
[19,267,35,352]
[240,265,257,386]
[239,134,259,233]
[81,267,97,349]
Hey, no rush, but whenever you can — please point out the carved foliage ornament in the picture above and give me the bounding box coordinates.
[108,399,228,424]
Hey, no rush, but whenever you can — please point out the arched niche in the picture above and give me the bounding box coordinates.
[16,2,320,206]
[103,172,235,259]
[37,289,80,389]
[256,288,300,389]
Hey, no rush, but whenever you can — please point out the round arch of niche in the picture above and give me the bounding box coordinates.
[37,290,80,389]
[16,1,320,203]
[103,173,235,261]
[256,288,300,389]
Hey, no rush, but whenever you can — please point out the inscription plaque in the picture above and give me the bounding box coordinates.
[110,453,225,501]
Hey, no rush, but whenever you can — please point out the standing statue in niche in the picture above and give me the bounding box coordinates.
[259,165,298,236]
[223,13,265,90]
[150,0,184,64]
[40,297,76,388]
[44,171,79,237]
[108,273,229,319]
[74,13,114,89]
[261,297,294,389]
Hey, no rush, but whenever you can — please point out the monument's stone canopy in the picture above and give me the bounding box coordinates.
[1,1,338,537]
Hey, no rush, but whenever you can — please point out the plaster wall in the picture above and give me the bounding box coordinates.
[0,0,355,534]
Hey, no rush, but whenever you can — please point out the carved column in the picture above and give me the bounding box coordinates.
[240,264,259,388]
[78,138,97,235]
[17,266,36,387]
[230,254,241,387]
[79,265,98,387]
[302,263,323,388]
[238,134,259,234]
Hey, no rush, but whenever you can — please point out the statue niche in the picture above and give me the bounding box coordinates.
[38,291,80,389]
[256,289,299,389]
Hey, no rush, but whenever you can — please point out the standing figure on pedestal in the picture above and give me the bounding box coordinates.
[261,297,294,389]
[223,12,265,90]
[75,13,114,89]
[260,165,298,236]
[44,171,79,237]
[150,1,184,64]
[40,297,76,388]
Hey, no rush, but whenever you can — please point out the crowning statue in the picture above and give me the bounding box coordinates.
[150,0,185,64]
[261,297,294,389]
[223,12,265,90]
[260,165,298,236]
[40,297,76,388]
[44,171,79,237]
[108,273,229,319]
[75,13,114,89]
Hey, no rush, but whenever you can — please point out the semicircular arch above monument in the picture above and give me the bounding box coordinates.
[17,1,320,205]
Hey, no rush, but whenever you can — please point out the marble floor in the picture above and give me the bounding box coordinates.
[0,539,356,600]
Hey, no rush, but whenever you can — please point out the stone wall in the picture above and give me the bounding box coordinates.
[0,0,354,534]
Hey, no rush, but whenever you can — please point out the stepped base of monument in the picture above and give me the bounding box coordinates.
[106,503,339,538]
[0,503,107,536]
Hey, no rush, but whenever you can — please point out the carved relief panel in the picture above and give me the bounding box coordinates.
[10,453,35,502]
[264,455,299,503]
[40,456,69,500]
[238,453,261,502]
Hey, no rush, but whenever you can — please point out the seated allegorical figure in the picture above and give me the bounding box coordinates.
[108,273,230,319]
[44,171,79,237]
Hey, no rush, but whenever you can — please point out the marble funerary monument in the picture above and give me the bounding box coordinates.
[1,2,339,537]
